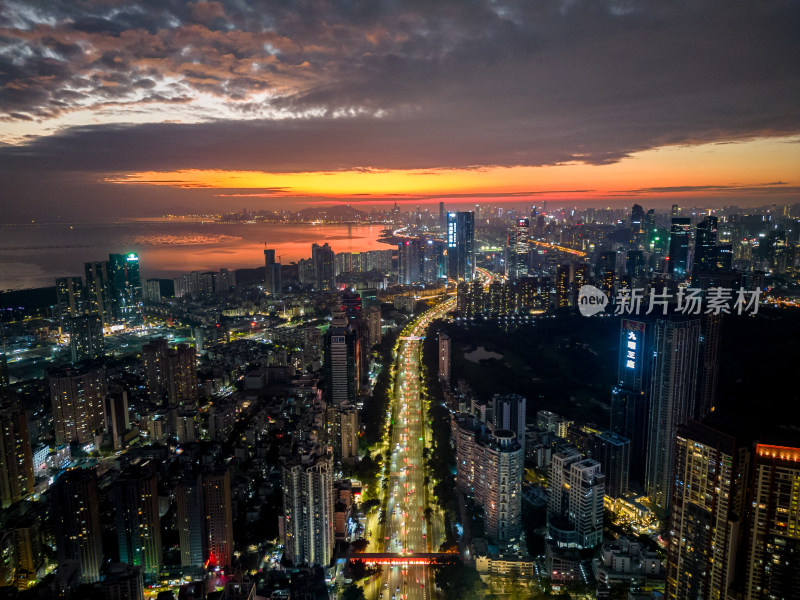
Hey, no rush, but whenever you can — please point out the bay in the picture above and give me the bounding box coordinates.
[0,221,390,290]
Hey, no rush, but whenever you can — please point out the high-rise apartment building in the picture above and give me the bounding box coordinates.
[84,261,114,326]
[66,314,104,363]
[264,248,281,294]
[447,211,475,282]
[438,332,451,384]
[50,468,103,583]
[112,461,162,582]
[474,430,524,546]
[282,451,335,567]
[492,394,526,447]
[630,204,645,248]
[175,472,206,571]
[667,420,750,600]
[398,240,421,285]
[745,444,800,600]
[555,263,588,308]
[203,467,234,569]
[592,431,630,499]
[548,448,604,549]
[0,406,34,508]
[338,407,359,463]
[645,317,701,514]
[311,243,335,290]
[55,277,84,323]
[104,387,129,451]
[142,339,197,406]
[48,365,106,446]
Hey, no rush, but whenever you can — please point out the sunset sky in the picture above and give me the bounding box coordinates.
[1,1,798,220]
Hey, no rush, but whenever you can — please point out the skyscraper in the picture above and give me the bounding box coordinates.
[447,211,475,282]
[474,430,524,546]
[745,444,800,600]
[592,431,630,499]
[668,218,691,280]
[104,387,129,451]
[84,261,114,326]
[645,317,701,514]
[311,243,335,290]
[113,461,162,582]
[203,467,234,569]
[142,339,197,407]
[323,312,361,407]
[108,253,142,322]
[48,365,106,446]
[55,277,84,323]
[506,218,529,279]
[548,448,604,549]
[694,216,718,272]
[51,468,103,583]
[397,240,421,285]
[0,406,34,508]
[630,204,645,248]
[264,248,281,294]
[667,419,750,600]
[175,472,206,571]
[282,451,335,567]
[338,407,359,463]
[66,314,104,363]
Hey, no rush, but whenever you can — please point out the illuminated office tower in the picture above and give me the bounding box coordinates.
[447,211,475,282]
[630,204,645,248]
[175,471,206,570]
[0,406,34,508]
[281,451,334,567]
[84,261,114,326]
[667,420,750,600]
[66,314,104,363]
[51,468,102,582]
[745,444,800,600]
[108,253,142,322]
[644,209,657,251]
[610,319,652,483]
[645,317,701,515]
[506,218,530,279]
[668,218,691,280]
[203,467,234,569]
[694,216,718,272]
[421,238,446,283]
[311,243,335,290]
[112,461,161,582]
[55,277,84,323]
[48,365,106,445]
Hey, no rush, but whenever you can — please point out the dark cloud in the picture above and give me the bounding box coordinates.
[0,0,798,218]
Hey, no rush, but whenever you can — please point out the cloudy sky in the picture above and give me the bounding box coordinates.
[0,0,798,220]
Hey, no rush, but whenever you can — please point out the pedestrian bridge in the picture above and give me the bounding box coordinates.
[347,553,456,565]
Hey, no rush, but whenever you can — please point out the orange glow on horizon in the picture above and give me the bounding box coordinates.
[105,136,800,203]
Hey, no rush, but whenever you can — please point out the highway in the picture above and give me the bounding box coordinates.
[375,297,456,600]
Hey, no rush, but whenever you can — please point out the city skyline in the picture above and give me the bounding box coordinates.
[0,1,798,221]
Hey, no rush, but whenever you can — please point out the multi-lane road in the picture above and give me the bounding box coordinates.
[376,297,456,600]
